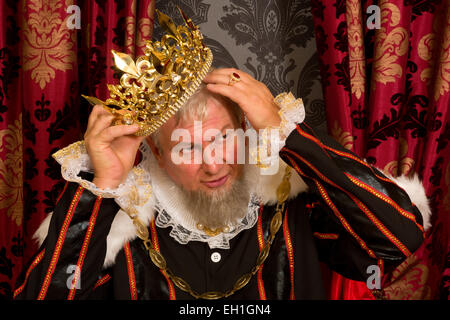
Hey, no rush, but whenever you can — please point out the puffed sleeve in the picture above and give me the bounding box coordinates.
[279,122,426,281]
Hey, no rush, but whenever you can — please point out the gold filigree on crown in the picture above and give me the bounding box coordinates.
[82,8,213,136]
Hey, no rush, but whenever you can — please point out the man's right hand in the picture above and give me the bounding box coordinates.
[84,105,145,189]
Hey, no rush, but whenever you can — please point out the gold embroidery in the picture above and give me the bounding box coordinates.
[150,220,176,300]
[93,274,111,290]
[372,0,408,86]
[346,0,366,99]
[256,205,266,300]
[38,185,84,300]
[345,173,424,234]
[124,242,138,300]
[282,209,295,300]
[13,249,46,298]
[348,188,412,257]
[312,178,376,259]
[22,0,76,89]
[67,196,103,300]
[418,6,450,100]
[0,115,23,226]
[313,232,339,240]
[284,149,412,257]
[283,153,376,259]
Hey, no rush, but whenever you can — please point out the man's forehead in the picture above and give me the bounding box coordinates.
[160,97,236,135]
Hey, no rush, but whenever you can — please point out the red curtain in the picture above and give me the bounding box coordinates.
[0,0,155,299]
[311,0,449,299]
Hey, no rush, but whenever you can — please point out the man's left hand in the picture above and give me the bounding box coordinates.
[203,68,281,131]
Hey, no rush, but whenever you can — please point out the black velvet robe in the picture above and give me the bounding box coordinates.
[14,123,425,300]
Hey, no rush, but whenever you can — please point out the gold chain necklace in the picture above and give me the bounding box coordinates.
[125,166,291,299]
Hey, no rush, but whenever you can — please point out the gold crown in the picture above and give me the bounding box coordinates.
[82,8,213,136]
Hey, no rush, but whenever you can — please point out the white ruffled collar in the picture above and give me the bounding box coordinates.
[154,197,260,249]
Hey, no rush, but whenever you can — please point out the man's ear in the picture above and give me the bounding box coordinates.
[145,136,165,168]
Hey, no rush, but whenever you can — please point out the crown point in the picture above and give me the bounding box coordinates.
[112,50,140,77]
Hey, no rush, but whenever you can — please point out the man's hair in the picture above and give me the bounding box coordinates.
[151,82,243,151]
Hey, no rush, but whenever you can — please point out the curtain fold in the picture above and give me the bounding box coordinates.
[311,0,449,299]
[0,0,155,299]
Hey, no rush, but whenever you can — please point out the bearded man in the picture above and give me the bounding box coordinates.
[14,11,429,300]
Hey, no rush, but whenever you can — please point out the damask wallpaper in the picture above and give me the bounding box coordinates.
[153,0,327,132]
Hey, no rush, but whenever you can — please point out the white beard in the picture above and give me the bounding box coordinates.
[170,165,255,231]
[148,154,260,231]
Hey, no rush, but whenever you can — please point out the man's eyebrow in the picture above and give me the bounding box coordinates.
[176,141,203,149]
[209,124,234,142]
[221,124,233,131]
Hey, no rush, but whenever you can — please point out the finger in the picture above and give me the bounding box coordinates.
[85,105,102,134]
[88,112,117,137]
[206,83,248,112]
[86,105,114,135]
[98,124,141,143]
[206,68,254,82]
[203,73,245,87]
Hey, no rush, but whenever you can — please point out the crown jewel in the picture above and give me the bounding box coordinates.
[82,9,213,136]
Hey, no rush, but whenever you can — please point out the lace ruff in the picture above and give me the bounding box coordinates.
[154,195,260,249]
[249,92,306,168]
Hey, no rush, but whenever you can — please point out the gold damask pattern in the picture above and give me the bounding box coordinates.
[418,5,450,101]
[125,0,138,56]
[0,115,23,226]
[372,0,408,86]
[331,121,354,151]
[383,252,432,299]
[136,1,155,55]
[124,0,155,56]
[22,0,76,89]
[346,0,366,100]
[383,138,415,177]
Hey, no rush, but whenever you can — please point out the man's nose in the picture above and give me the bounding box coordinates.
[201,147,224,175]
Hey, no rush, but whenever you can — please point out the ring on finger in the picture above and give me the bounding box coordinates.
[228,72,241,86]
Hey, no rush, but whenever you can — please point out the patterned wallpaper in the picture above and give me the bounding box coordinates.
[154,0,327,132]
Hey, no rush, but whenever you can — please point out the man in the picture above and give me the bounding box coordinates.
[14,11,429,300]
[13,67,430,300]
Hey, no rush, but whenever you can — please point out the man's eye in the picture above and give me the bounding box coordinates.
[182,144,195,152]
[184,144,203,152]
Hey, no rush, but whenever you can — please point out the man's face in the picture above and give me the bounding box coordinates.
[146,96,243,194]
